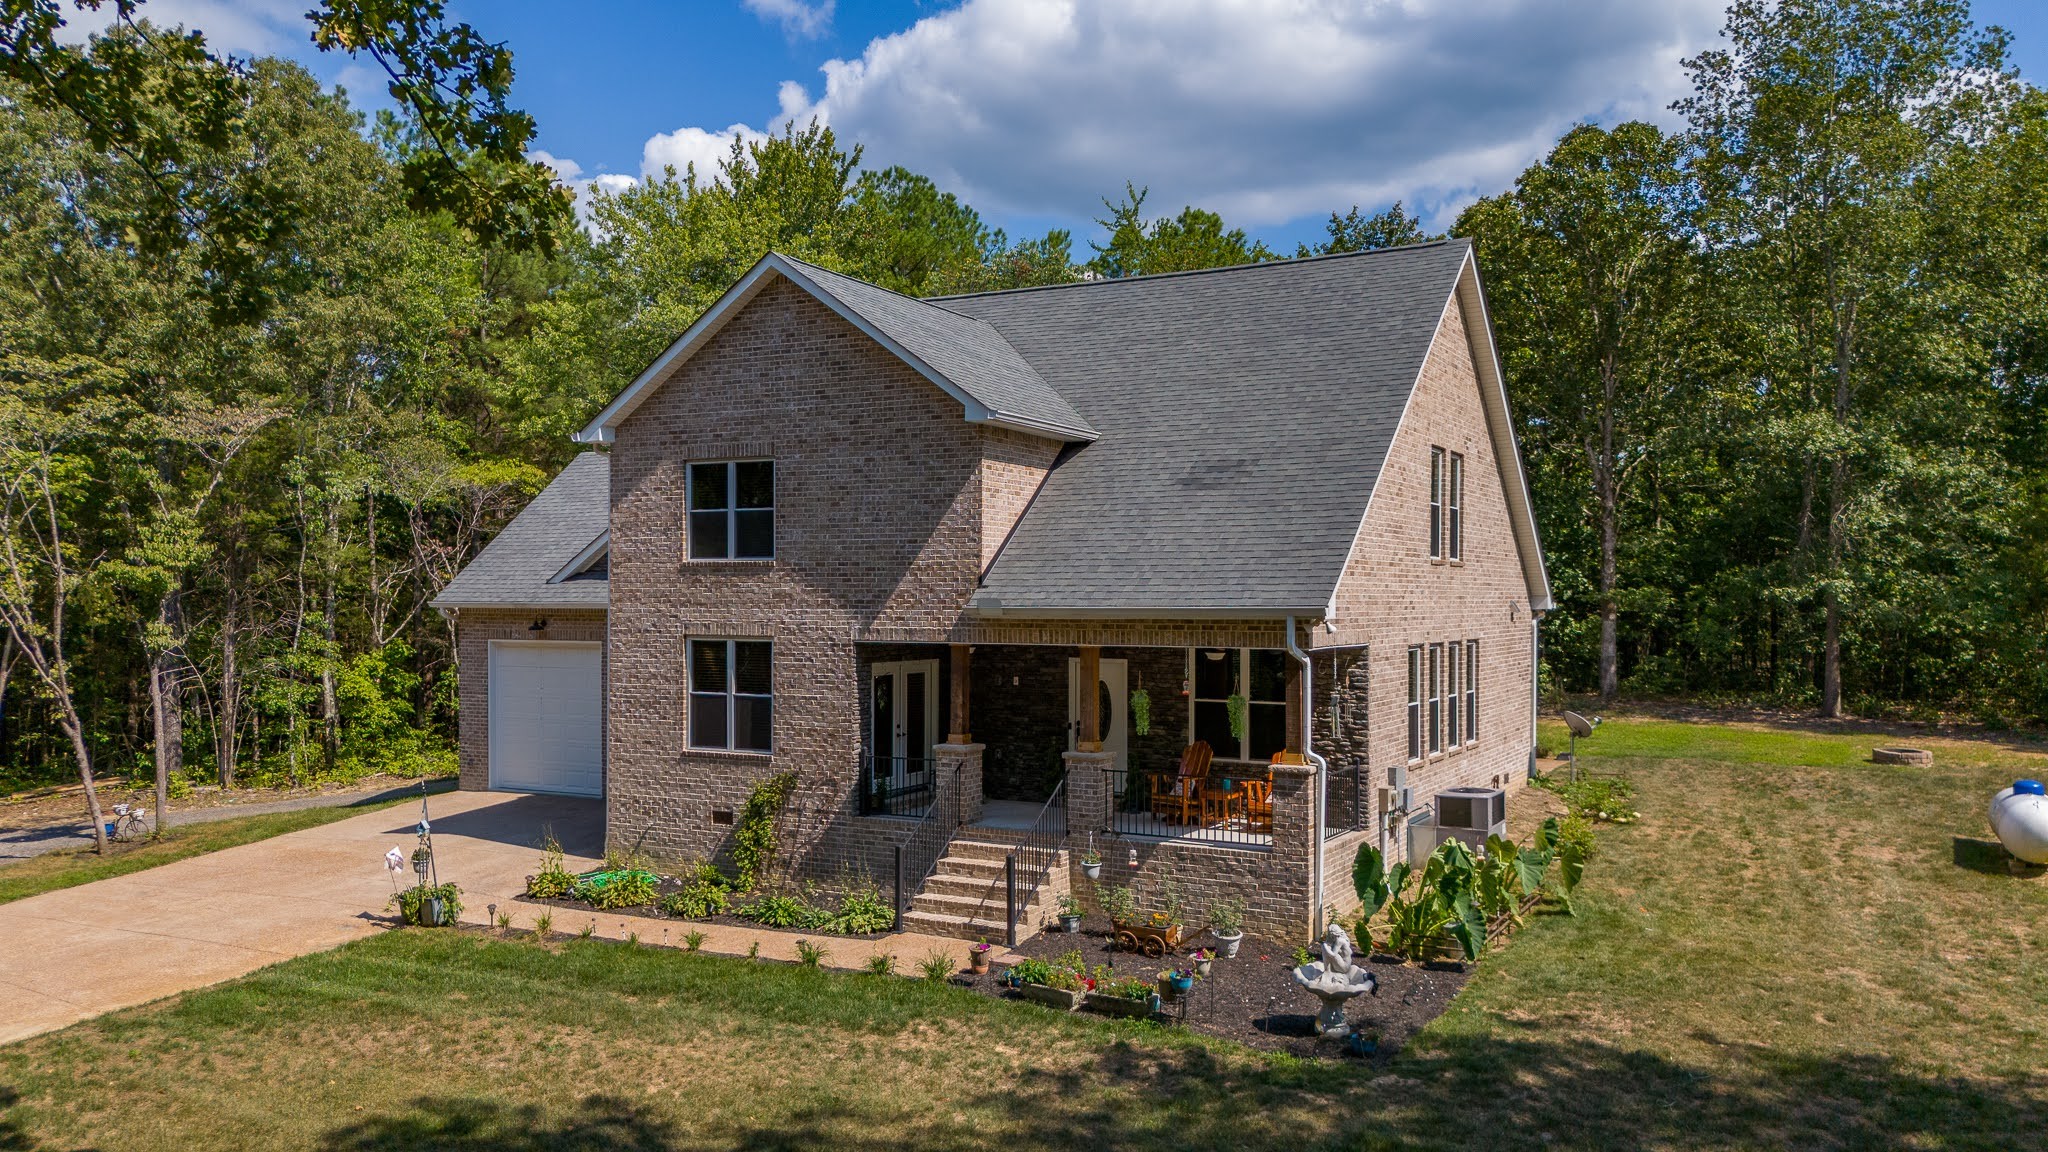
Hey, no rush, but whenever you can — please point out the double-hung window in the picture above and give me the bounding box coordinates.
[688,639,773,752]
[1406,646,1423,762]
[1427,643,1444,755]
[1448,451,1464,561]
[1191,648,1289,762]
[688,460,774,560]
[1445,641,1461,749]
[1428,447,1445,560]
[1465,639,1478,744]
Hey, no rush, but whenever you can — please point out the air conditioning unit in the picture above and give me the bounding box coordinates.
[1432,786,1507,852]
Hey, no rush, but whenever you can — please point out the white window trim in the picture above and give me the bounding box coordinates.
[1465,638,1479,745]
[687,637,774,754]
[1406,645,1423,764]
[1427,642,1444,757]
[1448,451,1465,563]
[1428,447,1445,562]
[686,459,776,562]
[1445,639,1461,751]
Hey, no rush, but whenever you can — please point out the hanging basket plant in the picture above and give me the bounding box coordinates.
[1226,694,1248,741]
[1130,688,1152,737]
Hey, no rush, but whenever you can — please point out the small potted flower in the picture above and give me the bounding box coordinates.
[1055,893,1084,933]
[968,938,992,975]
[1079,849,1102,881]
[1208,896,1246,959]
[1156,966,1196,1000]
[1190,947,1214,978]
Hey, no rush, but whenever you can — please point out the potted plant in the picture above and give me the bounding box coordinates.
[1079,849,1102,881]
[1190,947,1214,978]
[1165,966,1195,996]
[968,939,992,975]
[1084,972,1157,1019]
[1208,897,1246,958]
[391,882,463,927]
[1055,893,1084,933]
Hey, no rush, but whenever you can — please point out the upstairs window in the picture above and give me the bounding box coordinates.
[1427,642,1444,754]
[689,639,773,752]
[1445,641,1460,748]
[1465,639,1479,744]
[1448,451,1464,561]
[1428,447,1444,560]
[689,460,774,560]
[1406,646,1422,762]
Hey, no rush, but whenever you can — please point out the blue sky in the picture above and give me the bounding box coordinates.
[107,1,2048,253]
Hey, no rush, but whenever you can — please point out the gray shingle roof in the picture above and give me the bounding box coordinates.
[432,452,608,609]
[939,240,1474,615]
[776,255,1096,441]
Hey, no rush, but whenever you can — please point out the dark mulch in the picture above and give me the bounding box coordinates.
[959,915,1468,1063]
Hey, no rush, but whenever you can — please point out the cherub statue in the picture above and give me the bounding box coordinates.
[1320,922,1355,976]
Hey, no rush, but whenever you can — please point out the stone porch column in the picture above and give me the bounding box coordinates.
[934,742,984,825]
[1062,749,1115,836]
[1268,759,1320,942]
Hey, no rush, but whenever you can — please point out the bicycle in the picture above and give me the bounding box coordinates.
[107,803,150,843]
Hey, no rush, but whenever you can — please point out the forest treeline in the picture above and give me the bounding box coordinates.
[1,0,2044,825]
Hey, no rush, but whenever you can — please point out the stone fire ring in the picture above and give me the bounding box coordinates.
[1872,747,1933,766]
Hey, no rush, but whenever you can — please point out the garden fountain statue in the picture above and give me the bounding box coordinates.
[1292,922,1378,1036]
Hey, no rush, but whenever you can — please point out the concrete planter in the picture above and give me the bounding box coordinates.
[1214,931,1243,959]
[1083,991,1157,1019]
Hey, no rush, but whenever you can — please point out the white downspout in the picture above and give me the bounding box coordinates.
[1286,616,1329,940]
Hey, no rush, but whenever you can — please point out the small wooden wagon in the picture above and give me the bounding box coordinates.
[1112,919,1186,956]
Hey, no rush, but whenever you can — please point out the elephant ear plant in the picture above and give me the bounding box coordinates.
[1351,841,1486,962]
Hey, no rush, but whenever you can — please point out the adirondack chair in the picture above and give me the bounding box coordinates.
[1148,741,1214,825]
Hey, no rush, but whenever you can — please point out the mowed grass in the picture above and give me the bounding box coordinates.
[0,795,420,906]
[5,720,2048,1151]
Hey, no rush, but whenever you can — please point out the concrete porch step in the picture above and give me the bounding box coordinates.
[920,874,1007,900]
[931,854,1011,881]
[944,839,1032,863]
[900,908,1008,942]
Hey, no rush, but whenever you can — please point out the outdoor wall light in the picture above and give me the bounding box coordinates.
[529,618,549,633]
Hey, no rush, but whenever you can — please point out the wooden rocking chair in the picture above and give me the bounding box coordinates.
[1148,741,1214,826]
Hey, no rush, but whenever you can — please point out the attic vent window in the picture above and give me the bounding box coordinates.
[689,460,774,561]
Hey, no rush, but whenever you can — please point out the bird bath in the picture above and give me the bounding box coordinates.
[1292,923,1378,1036]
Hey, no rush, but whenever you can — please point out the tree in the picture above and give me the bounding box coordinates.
[1457,123,1695,703]
[1087,183,1276,278]
[1680,0,2014,715]
[1299,201,1433,256]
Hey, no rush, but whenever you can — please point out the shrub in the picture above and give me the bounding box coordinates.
[660,882,731,920]
[1208,896,1246,936]
[390,882,463,926]
[575,868,659,910]
[684,930,705,952]
[826,881,896,935]
[525,834,577,900]
[733,772,797,890]
[1535,774,1638,823]
[736,893,828,929]
[1100,884,1138,924]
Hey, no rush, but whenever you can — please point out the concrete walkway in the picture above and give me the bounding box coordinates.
[0,790,984,1046]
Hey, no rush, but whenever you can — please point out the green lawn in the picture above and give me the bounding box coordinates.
[4,720,2048,1150]
[0,794,423,906]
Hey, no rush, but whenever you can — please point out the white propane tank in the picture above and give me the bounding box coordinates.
[1989,779,2048,865]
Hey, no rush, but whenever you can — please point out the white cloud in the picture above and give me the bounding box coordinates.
[647,0,1727,229]
[52,0,307,56]
[744,0,836,40]
[641,82,817,181]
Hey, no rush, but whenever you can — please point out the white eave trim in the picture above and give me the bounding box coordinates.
[574,253,1096,445]
[548,531,609,585]
[1457,250,1554,611]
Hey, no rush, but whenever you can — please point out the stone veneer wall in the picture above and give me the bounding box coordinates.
[972,644,1187,802]
[452,608,608,793]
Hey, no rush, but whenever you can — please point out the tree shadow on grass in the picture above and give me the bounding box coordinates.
[970,1032,2048,1152]
[0,1089,36,1152]
[319,1094,676,1152]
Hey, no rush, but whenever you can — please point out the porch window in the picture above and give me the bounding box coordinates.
[1429,447,1444,560]
[1445,640,1460,749]
[1448,451,1464,561]
[1190,648,1288,762]
[688,639,773,752]
[1465,639,1478,743]
[1406,646,1422,762]
[688,460,774,560]
[1427,642,1443,755]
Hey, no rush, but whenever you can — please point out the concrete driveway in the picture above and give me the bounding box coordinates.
[0,790,602,1046]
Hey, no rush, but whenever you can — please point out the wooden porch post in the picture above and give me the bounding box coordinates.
[1077,644,1102,752]
[948,644,971,743]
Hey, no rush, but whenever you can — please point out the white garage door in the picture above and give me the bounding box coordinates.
[488,641,603,796]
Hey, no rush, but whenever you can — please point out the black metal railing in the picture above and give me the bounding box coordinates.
[891,765,958,921]
[1323,757,1369,839]
[861,755,934,817]
[1103,764,1272,849]
[1005,772,1067,946]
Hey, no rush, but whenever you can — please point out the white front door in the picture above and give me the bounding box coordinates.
[1067,657,1129,775]
[869,660,939,813]
[487,640,603,797]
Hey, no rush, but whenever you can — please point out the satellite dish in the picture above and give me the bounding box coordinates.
[1564,711,1597,738]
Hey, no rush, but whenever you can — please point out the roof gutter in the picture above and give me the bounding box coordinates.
[1285,614,1330,942]
[969,599,1325,621]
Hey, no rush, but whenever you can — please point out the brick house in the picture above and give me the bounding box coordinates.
[434,240,1551,944]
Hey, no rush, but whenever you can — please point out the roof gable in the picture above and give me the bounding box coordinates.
[432,453,609,610]
[575,252,1095,445]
